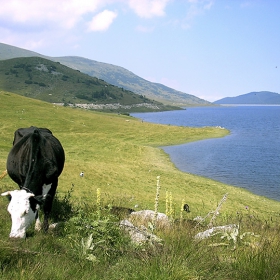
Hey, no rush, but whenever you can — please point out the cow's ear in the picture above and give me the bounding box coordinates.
[1,191,12,201]
[30,195,44,205]
[29,196,40,213]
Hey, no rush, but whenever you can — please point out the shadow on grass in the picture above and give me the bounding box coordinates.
[50,185,76,223]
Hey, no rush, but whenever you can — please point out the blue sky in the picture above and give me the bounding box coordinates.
[0,0,279,102]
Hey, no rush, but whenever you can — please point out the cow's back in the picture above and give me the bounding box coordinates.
[12,127,53,146]
[7,126,65,194]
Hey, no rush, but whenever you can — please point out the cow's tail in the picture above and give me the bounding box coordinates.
[27,129,41,169]
[33,129,40,140]
[21,129,42,189]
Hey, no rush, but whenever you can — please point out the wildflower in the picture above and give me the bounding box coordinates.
[180,199,185,222]
[96,188,101,208]
[96,188,101,219]
[165,191,169,216]
[169,192,174,219]
[152,176,160,231]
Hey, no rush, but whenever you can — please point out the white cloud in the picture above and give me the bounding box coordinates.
[203,1,214,10]
[0,26,47,51]
[0,0,215,54]
[181,0,214,28]
[0,0,104,28]
[128,0,170,18]
[0,0,213,33]
[0,0,117,52]
[87,10,118,32]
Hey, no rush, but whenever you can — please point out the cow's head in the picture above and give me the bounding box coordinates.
[1,189,41,238]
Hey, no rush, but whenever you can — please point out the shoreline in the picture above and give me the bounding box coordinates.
[132,107,280,203]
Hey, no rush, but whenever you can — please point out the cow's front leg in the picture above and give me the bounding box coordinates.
[35,217,42,231]
[43,213,49,232]
[35,208,42,231]
[42,193,55,232]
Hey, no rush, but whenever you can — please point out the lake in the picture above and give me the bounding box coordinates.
[132,106,280,201]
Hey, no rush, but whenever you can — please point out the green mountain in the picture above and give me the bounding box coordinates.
[214,91,280,104]
[0,56,178,112]
[0,42,211,106]
[52,56,210,106]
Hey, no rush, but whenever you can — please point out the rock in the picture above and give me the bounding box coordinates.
[120,219,162,245]
[129,210,170,228]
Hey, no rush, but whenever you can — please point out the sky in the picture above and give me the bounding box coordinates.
[0,0,279,102]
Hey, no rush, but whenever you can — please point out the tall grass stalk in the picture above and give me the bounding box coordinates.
[208,193,228,228]
[165,191,174,220]
[96,188,101,220]
[169,191,174,219]
[165,190,169,216]
[180,199,185,223]
[151,176,160,231]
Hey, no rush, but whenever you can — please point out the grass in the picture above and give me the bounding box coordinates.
[1,91,280,279]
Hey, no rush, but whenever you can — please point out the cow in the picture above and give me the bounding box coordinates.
[1,126,65,238]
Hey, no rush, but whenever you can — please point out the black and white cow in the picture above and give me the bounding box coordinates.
[1,126,65,238]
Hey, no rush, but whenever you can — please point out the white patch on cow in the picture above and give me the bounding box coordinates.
[35,217,42,231]
[35,204,41,231]
[33,184,51,232]
[42,183,51,197]
[1,190,36,238]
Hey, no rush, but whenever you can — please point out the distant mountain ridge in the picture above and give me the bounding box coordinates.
[0,42,210,106]
[52,56,209,106]
[214,91,280,104]
[0,56,180,113]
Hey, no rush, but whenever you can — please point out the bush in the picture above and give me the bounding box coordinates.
[62,75,69,81]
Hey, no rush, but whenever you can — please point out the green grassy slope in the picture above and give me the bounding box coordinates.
[54,56,211,106]
[0,57,179,112]
[1,91,279,217]
[0,42,42,59]
[1,91,280,279]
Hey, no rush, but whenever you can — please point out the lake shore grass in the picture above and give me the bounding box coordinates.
[1,91,280,279]
[1,91,279,217]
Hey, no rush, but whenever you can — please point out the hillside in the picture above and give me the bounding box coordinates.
[0,42,211,106]
[52,56,210,106]
[0,56,179,112]
[214,91,280,104]
[1,92,280,279]
[0,42,41,58]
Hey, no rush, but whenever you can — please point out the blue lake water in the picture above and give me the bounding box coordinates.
[132,106,280,201]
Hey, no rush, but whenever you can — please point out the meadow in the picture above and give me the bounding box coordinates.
[1,91,280,279]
